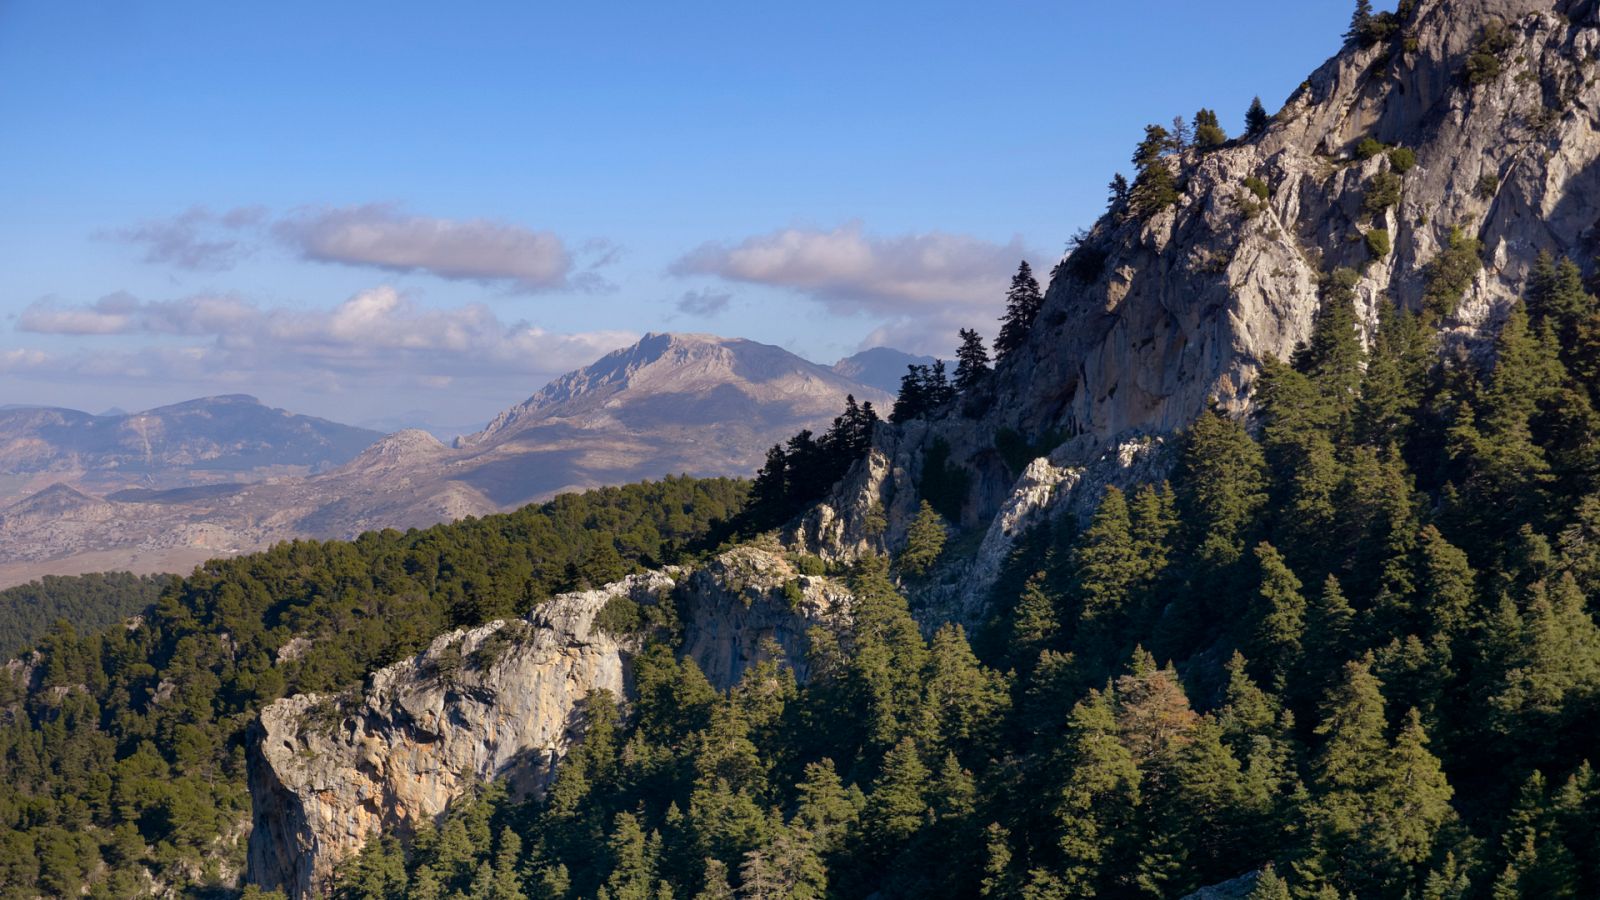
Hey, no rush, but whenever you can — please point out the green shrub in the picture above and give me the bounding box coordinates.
[1355,136,1387,160]
[781,578,806,609]
[1364,170,1404,215]
[430,641,463,681]
[593,594,644,636]
[1388,146,1416,174]
[1476,172,1500,199]
[793,554,827,576]
[1243,176,1270,201]
[1423,225,1484,317]
[1465,20,1514,85]
[1366,228,1392,260]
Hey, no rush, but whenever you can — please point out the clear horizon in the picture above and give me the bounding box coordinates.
[0,1,1372,427]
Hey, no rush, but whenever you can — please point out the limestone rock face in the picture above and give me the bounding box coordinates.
[245,573,671,897]
[827,0,1600,580]
[679,546,853,687]
[245,551,848,898]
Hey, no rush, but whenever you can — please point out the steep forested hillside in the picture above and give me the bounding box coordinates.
[0,572,174,658]
[316,252,1600,899]
[0,477,744,897]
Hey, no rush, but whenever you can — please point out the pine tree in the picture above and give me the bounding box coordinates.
[843,555,931,750]
[1453,302,1560,533]
[979,823,1019,898]
[1108,173,1130,208]
[898,501,948,577]
[1307,659,1456,894]
[954,328,991,392]
[1169,114,1193,152]
[1052,690,1140,895]
[995,261,1044,358]
[1300,268,1366,427]
[1071,487,1144,670]
[1248,542,1307,688]
[1129,124,1181,219]
[793,759,861,857]
[1486,573,1600,758]
[1355,300,1430,447]
[1178,409,1269,571]
[863,737,930,865]
[1346,0,1375,45]
[1249,865,1292,899]
[1245,97,1270,138]
[1527,251,1596,347]
[1382,708,1457,869]
[1171,409,1269,648]
[1010,571,1062,667]
[1302,575,1355,698]
[922,623,1008,757]
[891,366,926,424]
[1194,108,1227,150]
[492,828,527,900]
[1416,525,1477,643]
[693,859,734,900]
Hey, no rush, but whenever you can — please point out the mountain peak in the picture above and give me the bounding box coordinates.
[832,347,938,394]
[462,332,888,448]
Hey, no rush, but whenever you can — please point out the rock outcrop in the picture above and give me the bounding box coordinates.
[246,574,668,896]
[678,546,853,687]
[246,552,848,897]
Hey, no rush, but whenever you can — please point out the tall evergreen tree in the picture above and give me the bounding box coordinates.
[1051,690,1140,895]
[1248,542,1307,688]
[1108,172,1131,208]
[954,328,991,392]
[1071,487,1144,670]
[1245,97,1270,138]
[994,261,1044,358]
[1129,124,1181,219]
[1356,300,1430,447]
[1345,0,1375,45]
[1009,571,1062,668]
[898,501,948,578]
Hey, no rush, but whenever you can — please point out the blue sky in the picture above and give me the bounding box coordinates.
[0,1,1368,428]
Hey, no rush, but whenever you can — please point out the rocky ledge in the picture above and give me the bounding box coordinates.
[245,550,849,897]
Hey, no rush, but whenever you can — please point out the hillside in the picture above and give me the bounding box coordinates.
[6,1,1600,898]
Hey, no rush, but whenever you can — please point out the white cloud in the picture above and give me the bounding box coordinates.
[675,288,733,317]
[672,221,1030,311]
[670,221,1035,353]
[99,206,266,271]
[12,287,637,392]
[277,205,583,292]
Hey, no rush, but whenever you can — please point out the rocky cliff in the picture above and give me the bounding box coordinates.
[246,550,849,897]
[817,0,1600,582]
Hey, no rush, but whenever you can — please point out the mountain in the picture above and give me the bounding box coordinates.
[0,334,890,586]
[15,3,1600,898]
[830,346,937,394]
[0,394,382,502]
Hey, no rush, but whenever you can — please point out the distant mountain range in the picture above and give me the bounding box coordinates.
[831,347,936,394]
[0,334,897,586]
[0,395,381,503]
